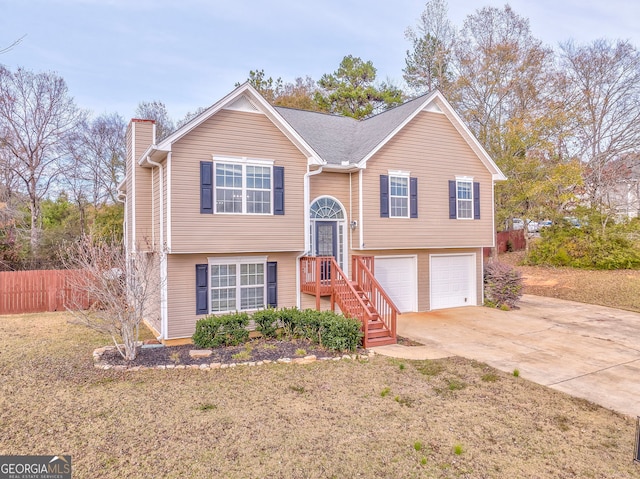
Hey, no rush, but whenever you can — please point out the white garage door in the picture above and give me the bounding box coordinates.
[430,254,477,310]
[374,256,417,313]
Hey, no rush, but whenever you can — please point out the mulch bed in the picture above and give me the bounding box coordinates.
[100,338,358,367]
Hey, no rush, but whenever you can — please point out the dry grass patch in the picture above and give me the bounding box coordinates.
[0,312,638,478]
[501,251,640,312]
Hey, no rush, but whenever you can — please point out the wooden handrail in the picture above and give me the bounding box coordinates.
[300,256,333,308]
[300,256,374,345]
[352,256,399,340]
[300,255,397,346]
[328,257,374,347]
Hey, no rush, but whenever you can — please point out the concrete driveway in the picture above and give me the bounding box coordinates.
[373,295,640,417]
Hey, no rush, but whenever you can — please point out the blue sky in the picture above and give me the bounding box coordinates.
[2,0,639,122]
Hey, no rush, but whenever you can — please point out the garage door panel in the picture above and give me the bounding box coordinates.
[430,255,476,310]
[374,256,417,313]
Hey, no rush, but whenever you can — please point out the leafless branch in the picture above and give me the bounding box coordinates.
[61,236,162,361]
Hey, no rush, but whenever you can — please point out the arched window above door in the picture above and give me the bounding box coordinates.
[310,197,345,219]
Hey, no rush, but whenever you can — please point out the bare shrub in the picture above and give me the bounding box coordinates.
[484,260,523,309]
[61,235,160,360]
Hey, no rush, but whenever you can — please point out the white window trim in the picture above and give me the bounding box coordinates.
[389,172,410,219]
[455,176,474,220]
[212,155,274,167]
[213,156,275,215]
[207,256,268,314]
[388,169,410,177]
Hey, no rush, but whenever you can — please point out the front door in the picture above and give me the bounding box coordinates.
[315,221,337,281]
[315,221,337,259]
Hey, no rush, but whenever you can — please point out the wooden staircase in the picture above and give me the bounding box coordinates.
[349,281,396,347]
[300,256,398,348]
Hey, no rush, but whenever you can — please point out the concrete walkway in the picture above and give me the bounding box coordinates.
[372,295,640,417]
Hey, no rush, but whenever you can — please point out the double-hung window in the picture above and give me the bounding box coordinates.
[389,174,409,218]
[209,257,266,313]
[456,178,473,219]
[214,158,272,214]
[380,170,416,218]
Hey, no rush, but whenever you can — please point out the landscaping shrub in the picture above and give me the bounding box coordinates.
[319,313,362,352]
[252,308,279,339]
[192,312,250,347]
[193,308,363,351]
[278,307,304,338]
[525,212,640,270]
[484,261,523,309]
[294,309,323,342]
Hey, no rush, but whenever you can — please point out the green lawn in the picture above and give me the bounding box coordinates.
[0,312,638,478]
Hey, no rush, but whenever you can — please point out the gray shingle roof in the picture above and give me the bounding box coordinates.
[274,94,430,165]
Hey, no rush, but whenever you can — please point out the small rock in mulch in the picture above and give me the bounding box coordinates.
[189,349,212,359]
[99,338,361,368]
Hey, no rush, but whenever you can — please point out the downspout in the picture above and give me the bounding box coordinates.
[166,152,172,252]
[296,164,323,308]
[358,169,364,249]
[349,173,353,251]
[145,155,167,340]
[116,191,126,255]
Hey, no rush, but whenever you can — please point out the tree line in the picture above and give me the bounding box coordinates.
[1,1,639,270]
[0,66,177,269]
[235,2,640,238]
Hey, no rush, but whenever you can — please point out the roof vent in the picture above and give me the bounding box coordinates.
[224,95,261,113]
[423,102,443,113]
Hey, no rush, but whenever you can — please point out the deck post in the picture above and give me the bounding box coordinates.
[315,257,321,310]
[330,261,335,311]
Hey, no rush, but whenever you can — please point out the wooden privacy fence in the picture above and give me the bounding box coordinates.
[484,229,526,257]
[0,269,90,315]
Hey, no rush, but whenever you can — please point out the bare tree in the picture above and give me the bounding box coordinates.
[403,0,456,94]
[0,143,19,201]
[176,106,207,130]
[0,67,86,254]
[135,100,174,141]
[559,39,640,225]
[446,5,574,234]
[71,113,126,206]
[62,235,161,361]
[451,5,554,153]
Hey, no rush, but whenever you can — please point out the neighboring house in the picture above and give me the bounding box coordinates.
[605,156,640,219]
[118,83,506,346]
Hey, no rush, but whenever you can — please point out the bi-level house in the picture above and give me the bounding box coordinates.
[119,83,505,347]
